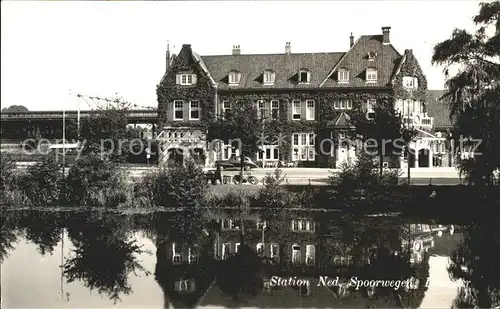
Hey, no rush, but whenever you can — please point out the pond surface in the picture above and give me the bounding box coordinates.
[1,210,499,308]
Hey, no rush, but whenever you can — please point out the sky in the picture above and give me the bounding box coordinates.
[1,0,483,111]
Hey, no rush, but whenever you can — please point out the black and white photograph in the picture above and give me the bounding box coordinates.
[1,0,499,308]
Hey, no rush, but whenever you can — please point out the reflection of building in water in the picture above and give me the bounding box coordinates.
[400,224,454,264]
[154,235,215,308]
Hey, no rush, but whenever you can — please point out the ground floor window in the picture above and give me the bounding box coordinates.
[292,133,315,161]
[257,145,280,161]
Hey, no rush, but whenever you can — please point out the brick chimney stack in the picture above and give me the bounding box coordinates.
[232,45,241,55]
[382,26,391,45]
[349,33,354,47]
[285,42,291,54]
[166,41,171,71]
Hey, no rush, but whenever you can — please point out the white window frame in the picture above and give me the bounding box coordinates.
[229,72,241,85]
[188,247,198,264]
[403,76,419,89]
[306,245,315,266]
[256,100,267,119]
[177,74,197,85]
[222,243,231,259]
[189,100,200,120]
[257,145,279,161]
[346,100,353,110]
[338,69,350,83]
[334,99,352,110]
[292,100,301,120]
[235,243,240,253]
[291,133,315,161]
[305,100,315,120]
[291,219,314,232]
[366,68,378,83]
[256,220,267,230]
[222,101,231,117]
[292,244,301,264]
[270,244,279,259]
[177,280,194,292]
[172,243,182,264]
[367,52,377,61]
[263,71,275,85]
[173,100,184,121]
[270,100,279,119]
[256,243,264,255]
[298,70,310,83]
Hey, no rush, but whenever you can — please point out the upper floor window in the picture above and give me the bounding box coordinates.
[366,99,376,120]
[338,68,350,83]
[256,100,267,119]
[291,219,314,232]
[263,70,276,85]
[299,69,311,83]
[403,76,419,89]
[176,74,197,85]
[189,100,200,120]
[292,100,301,120]
[366,68,378,83]
[173,100,184,121]
[222,101,231,117]
[367,52,377,61]
[271,100,279,119]
[334,99,352,110]
[229,71,241,85]
[175,280,196,293]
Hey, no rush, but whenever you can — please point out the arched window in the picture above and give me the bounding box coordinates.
[228,70,241,85]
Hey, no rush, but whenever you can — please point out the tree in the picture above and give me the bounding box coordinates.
[432,1,500,186]
[140,158,208,208]
[350,100,403,176]
[1,105,28,112]
[79,96,132,162]
[65,154,129,207]
[206,99,263,183]
[19,155,63,206]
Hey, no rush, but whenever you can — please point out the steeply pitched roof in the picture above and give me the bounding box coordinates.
[426,90,452,128]
[201,52,344,90]
[320,35,401,88]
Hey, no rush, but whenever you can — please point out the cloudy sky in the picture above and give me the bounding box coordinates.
[1,0,482,111]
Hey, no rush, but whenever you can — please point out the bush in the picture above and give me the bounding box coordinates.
[66,154,129,207]
[255,169,291,208]
[18,155,63,206]
[139,158,208,208]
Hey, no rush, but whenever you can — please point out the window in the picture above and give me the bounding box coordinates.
[270,244,279,259]
[188,247,198,264]
[306,100,315,120]
[222,101,231,117]
[366,99,376,120]
[291,219,314,232]
[176,280,195,292]
[257,145,279,161]
[292,100,301,120]
[333,255,353,266]
[292,245,301,264]
[299,70,310,83]
[263,71,275,85]
[291,133,315,161]
[256,220,266,230]
[366,68,378,82]
[256,100,267,119]
[189,100,200,120]
[403,76,419,89]
[229,71,241,85]
[334,99,352,110]
[172,243,182,264]
[173,100,183,121]
[222,243,231,259]
[306,245,315,266]
[235,243,240,253]
[176,74,197,85]
[367,52,377,61]
[271,100,279,119]
[338,69,349,83]
[256,243,264,255]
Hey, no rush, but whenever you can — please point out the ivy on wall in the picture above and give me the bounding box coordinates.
[392,50,428,105]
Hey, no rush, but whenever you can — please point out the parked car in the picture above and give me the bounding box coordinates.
[215,155,258,171]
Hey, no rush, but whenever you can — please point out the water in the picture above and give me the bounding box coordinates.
[1,210,498,308]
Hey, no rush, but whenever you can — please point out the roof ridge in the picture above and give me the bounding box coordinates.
[200,52,345,57]
[319,36,363,87]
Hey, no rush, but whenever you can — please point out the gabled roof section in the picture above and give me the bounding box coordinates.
[426,90,452,128]
[192,52,217,86]
[327,112,354,129]
[320,34,401,88]
[201,52,344,89]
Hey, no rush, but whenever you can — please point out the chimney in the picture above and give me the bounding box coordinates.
[166,41,171,71]
[382,26,391,45]
[232,45,241,55]
[285,42,291,54]
[349,33,354,47]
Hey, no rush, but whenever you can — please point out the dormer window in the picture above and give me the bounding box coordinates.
[176,73,197,85]
[229,71,241,85]
[403,76,419,89]
[263,70,276,85]
[338,68,349,83]
[366,68,378,83]
[367,52,377,61]
[299,69,311,83]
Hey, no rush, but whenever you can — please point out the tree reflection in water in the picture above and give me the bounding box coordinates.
[21,211,64,256]
[449,224,500,308]
[0,211,19,262]
[63,212,151,304]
